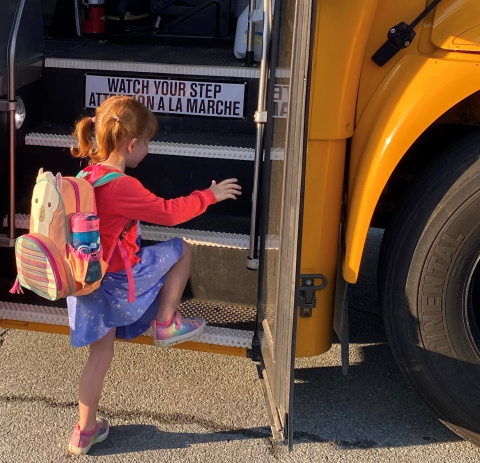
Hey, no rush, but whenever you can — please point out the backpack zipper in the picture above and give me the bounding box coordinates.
[64,178,80,212]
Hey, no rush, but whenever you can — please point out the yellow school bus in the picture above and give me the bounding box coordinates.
[1,0,480,449]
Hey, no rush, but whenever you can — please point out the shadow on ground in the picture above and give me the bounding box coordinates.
[89,424,274,456]
[291,228,462,449]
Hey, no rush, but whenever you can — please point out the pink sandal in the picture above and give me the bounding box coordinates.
[68,418,109,455]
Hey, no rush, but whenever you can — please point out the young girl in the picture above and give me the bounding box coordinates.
[66,95,241,455]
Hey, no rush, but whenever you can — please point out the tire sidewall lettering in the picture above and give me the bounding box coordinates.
[415,187,480,412]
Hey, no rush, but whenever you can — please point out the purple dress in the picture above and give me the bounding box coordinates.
[67,234,183,348]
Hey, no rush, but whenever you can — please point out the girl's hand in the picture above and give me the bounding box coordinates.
[209,178,242,202]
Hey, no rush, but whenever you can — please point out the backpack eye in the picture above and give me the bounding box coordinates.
[34,198,38,203]
[48,202,51,207]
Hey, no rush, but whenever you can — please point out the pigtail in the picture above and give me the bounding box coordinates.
[70,117,95,160]
[100,117,121,161]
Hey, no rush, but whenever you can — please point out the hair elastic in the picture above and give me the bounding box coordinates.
[91,117,96,123]
[113,116,119,122]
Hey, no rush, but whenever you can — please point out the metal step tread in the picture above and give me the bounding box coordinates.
[46,39,243,68]
[25,125,290,160]
[26,124,261,161]
[44,40,263,79]
[4,214,280,249]
[26,126,285,160]
[0,299,255,348]
[27,122,256,148]
[150,213,250,235]
[6,211,251,234]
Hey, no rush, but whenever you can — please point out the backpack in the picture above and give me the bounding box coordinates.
[10,168,134,301]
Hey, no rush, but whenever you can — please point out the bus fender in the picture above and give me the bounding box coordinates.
[343,54,480,283]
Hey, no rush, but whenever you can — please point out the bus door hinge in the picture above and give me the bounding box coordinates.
[297,274,327,317]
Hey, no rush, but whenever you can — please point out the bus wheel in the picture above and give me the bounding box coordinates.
[379,129,480,445]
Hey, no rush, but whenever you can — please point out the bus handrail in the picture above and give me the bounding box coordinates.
[247,0,272,269]
[0,0,26,246]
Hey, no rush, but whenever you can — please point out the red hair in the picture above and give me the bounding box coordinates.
[71,95,158,164]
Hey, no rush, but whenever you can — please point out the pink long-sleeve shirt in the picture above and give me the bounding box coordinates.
[83,165,216,273]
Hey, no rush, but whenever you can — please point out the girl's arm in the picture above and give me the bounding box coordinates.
[106,175,240,226]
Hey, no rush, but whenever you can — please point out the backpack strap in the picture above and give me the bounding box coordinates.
[105,220,136,303]
[92,172,124,187]
[76,168,124,186]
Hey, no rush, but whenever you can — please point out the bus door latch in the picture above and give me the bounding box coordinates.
[297,274,327,317]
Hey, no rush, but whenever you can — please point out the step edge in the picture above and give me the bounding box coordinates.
[4,214,280,250]
[0,301,254,349]
[45,57,261,79]
[44,57,291,80]
[25,133,285,161]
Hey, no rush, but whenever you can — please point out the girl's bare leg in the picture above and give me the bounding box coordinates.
[78,328,116,431]
[156,240,191,322]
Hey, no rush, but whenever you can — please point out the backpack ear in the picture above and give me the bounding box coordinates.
[55,172,62,191]
[36,168,44,181]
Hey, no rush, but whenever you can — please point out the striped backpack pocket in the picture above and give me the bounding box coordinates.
[14,233,72,300]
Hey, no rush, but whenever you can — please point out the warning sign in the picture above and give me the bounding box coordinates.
[85,75,246,119]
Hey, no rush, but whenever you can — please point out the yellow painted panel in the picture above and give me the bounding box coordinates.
[345,54,480,283]
[296,139,346,357]
[308,0,379,140]
[0,319,71,335]
[432,0,480,51]
[454,25,480,47]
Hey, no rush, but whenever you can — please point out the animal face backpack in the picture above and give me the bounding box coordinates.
[10,168,134,301]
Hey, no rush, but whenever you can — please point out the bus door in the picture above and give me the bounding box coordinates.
[252,0,314,451]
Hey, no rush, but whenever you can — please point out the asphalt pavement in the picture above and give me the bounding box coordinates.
[0,229,479,462]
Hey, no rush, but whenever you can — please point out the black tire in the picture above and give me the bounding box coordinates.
[379,128,480,445]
